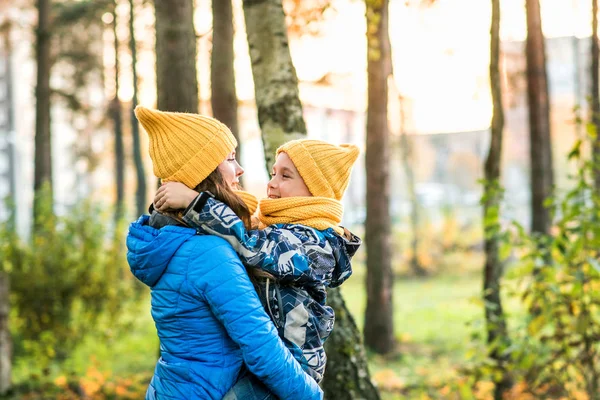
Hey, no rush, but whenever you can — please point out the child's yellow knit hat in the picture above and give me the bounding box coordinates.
[276,139,360,201]
[135,106,237,189]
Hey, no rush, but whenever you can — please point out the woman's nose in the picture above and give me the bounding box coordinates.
[235,161,244,177]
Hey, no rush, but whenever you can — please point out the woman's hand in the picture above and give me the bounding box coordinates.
[154,182,198,212]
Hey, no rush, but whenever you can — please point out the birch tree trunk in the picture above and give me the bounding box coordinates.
[364,0,395,355]
[323,288,380,400]
[243,1,380,398]
[154,0,198,112]
[525,0,554,235]
[242,0,305,171]
[484,1,512,398]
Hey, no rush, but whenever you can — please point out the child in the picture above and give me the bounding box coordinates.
[154,139,361,383]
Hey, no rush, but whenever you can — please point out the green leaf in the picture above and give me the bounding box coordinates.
[499,241,512,262]
[528,314,547,336]
[588,257,600,274]
[568,139,582,160]
[576,314,590,333]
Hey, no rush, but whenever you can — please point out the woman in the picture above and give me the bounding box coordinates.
[126,106,322,400]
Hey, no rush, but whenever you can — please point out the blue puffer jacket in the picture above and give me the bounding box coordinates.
[127,215,323,400]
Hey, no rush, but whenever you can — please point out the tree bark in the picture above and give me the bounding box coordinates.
[129,0,147,217]
[592,0,600,189]
[323,288,381,400]
[485,1,512,398]
[525,0,554,235]
[211,0,241,168]
[34,0,53,220]
[243,1,380,397]
[154,0,198,112]
[0,273,10,395]
[242,0,306,171]
[364,0,395,355]
[112,3,125,221]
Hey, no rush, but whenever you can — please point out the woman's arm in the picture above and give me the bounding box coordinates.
[191,243,323,400]
[184,195,330,286]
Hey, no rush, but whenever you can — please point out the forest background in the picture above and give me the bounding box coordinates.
[0,0,599,399]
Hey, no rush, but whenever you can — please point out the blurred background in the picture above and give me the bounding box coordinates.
[0,0,598,399]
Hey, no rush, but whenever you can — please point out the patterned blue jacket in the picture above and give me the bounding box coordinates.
[182,195,361,383]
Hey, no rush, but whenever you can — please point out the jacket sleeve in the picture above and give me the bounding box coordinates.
[191,243,323,400]
[183,196,321,286]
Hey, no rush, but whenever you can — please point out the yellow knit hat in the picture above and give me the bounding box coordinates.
[276,139,360,201]
[135,106,237,189]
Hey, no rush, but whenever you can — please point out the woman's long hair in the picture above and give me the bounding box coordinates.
[163,168,251,230]
[165,168,273,283]
[194,168,252,230]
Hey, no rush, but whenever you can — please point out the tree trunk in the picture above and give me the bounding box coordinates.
[525,0,554,235]
[129,0,147,217]
[211,0,241,167]
[364,0,395,355]
[1,22,16,208]
[592,0,600,189]
[242,0,306,171]
[485,1,512,398]
[0,273,10,395]
[399,98,426,277]
[154,0,198,112]
[323,288,381,400]
[112,3,125,221]
[34,0,53,220]
[243,1,380,397]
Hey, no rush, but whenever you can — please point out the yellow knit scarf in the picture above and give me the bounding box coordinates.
[234,190,258,215]
[258,197,344,235]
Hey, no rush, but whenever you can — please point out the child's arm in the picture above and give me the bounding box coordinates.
[182,195,324,286]
[154,182,198,212]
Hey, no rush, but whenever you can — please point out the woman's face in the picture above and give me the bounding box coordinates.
[267,152,312,199]
[217,151,244,189]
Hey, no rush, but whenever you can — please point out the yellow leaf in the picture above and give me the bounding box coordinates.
[54,375,67,387]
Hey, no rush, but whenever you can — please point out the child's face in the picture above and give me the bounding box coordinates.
[267,152,312,198]
[217,150,244,189]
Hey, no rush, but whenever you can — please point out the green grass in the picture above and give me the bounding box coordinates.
[14,249,508,399]
[341,260,487,397]
[343,267,483,348]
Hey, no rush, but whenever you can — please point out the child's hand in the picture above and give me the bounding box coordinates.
[154,182,198,212]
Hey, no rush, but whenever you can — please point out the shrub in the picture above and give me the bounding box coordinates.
[0,191,139,369]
